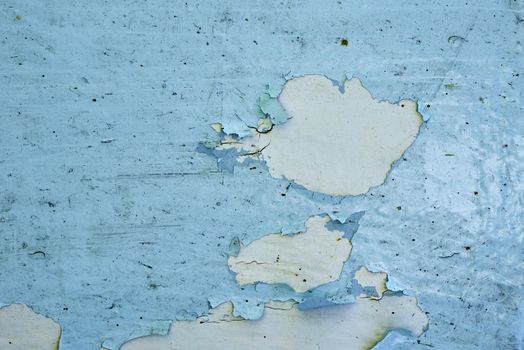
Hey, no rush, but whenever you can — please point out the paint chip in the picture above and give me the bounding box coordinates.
[354,266,389,299]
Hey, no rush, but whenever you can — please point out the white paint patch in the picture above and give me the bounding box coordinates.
[210,122,223,133]
[217,75,423,195]
[0,304,61,350]
[228,215,352,292]
[354,266,389,299]
[120,295,428,350]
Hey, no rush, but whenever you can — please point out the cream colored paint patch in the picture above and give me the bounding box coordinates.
[216,75,423,195]
[120,295,428,350]
[0,304,61,350]
[354,266,389,299]
[228,215,352,293]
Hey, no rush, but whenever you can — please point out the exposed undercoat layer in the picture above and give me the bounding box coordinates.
[228,215,352,293]
[216,75,423,196]
[0,304,61,350]
[120,290,427,350]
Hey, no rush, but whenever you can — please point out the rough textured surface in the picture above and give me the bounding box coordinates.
[0,304,61,350]
[1,0,523,349]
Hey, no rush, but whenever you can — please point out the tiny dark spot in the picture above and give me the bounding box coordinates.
[340,38,349,46]
[473,191,479,195]
[465,246,471,250]
[92,98,97,102]
[303,279,307,282]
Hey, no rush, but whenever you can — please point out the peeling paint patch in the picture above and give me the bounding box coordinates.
[324,211,365,240]
[214,74,423,195]
[120,266,428,350]
[354,266,388,299]
[120,295,427,350]
[0,304,61,350]
[228,215,352,293]
[256,93,288,124]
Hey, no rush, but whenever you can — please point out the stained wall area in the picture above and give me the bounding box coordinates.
[1,0,523,349]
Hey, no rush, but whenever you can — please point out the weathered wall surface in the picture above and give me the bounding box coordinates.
[1,0,523,349]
